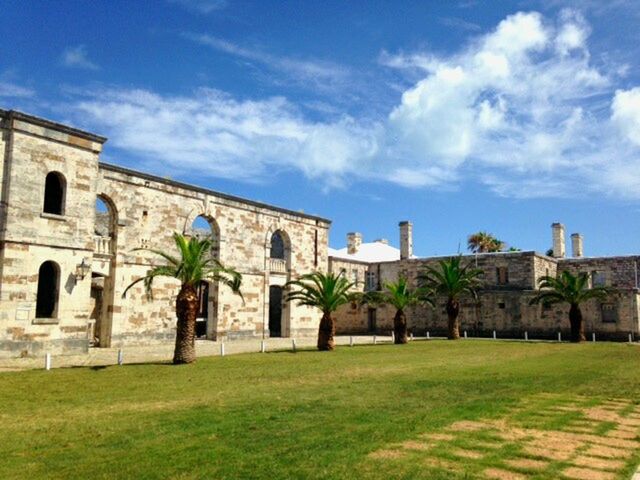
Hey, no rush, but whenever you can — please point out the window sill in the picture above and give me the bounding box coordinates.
[32,318,59,325]
[40,212,67,221]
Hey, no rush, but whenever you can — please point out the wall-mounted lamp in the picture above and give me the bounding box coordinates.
[75,258,91,283]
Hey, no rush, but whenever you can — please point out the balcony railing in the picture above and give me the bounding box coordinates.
[94,236,113,255]
[270,258,287,274]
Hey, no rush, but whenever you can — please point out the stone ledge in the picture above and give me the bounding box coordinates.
[40,212,67,222]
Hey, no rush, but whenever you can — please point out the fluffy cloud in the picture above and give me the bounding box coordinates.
[69,10,640,199]
[61,45,99,71]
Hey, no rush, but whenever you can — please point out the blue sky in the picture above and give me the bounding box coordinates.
[3,0,640,256]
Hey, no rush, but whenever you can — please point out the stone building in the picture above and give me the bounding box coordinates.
[0,109,330,357]
[330,222,640,341]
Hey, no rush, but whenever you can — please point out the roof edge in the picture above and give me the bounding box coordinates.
[1,109,107,144]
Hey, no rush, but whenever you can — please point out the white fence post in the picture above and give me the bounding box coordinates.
[629,333,633,344]
[220,342,225,357]
[410,332,414,341]
[391,331,395,343]
[524,331,528,341]
[373,335,377,345]
[558,331,562,342]
[427,331,430,339]
[260,340,266,353]
[292,338,297,352]
[464,330,468,339]
[117,348,124,366]
[493,330,497,340]
[44,352,51,371]
[592,332,596,342]
[349,336,354,347]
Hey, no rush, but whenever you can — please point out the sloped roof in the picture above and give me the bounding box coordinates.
[329,241,401,263]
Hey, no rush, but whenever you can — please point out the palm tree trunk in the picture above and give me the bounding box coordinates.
[569,303,585,343]
[317,311,335,351]
[173,283,199,364]
[394,308,408,344]
[446,298,460,340]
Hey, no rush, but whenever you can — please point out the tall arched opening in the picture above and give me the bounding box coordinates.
[266,229,291,338]
[190,215,220,339]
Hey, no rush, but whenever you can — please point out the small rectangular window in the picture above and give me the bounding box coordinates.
[352,269,358,286]
[601,303,618,323]
[592,271,606,287]
[498,302,506,309]
[365,272,377,291]
[496,267,509,285]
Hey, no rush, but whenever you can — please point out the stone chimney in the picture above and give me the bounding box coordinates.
[399,221,413,260]
[347,232,362,254]
[571,233,583,258]
[552,223,565,258]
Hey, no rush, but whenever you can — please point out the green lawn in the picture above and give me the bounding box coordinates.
[1,340,640,480]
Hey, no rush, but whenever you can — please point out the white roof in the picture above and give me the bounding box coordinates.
[329,241,402,263]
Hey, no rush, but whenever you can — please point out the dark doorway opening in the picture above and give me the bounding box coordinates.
[367,308,377,333]
[36,261,59,318]
[43,172,65,215]
[196,281,209,338]
[269,286,283,337]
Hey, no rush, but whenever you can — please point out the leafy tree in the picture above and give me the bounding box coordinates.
[419,256,483,339]
[285,271,355,351]
[467,231,504,253]
[123,232,243,364]
[529,270,611,342]
[508,246,521,252]
[362,276,430,344]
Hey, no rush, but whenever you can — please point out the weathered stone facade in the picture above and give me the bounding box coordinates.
[332,230,640,341]
[0,110,330,357]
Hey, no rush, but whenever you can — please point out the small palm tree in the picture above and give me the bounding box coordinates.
[419,256,483,340]
[123,232,243,364]
[529,271,611,343]
[468,231,504,253]
[285,271,355,351]
[363,277,431,344]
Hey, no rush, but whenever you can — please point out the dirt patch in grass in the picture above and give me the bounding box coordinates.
[562,466,616,480]
[484,467,527,479]
[503,458,548,470]
[572,456,625,471]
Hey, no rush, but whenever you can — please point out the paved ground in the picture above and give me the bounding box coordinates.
[0,334,398,371]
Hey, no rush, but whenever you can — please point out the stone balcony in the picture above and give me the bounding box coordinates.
[93,235,113,256]
[269,258,287,274]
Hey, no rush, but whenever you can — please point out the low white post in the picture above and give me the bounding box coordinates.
[117,348,124,366]
[260,340,266,353]
[44,352,51,371]
[292,338,297,352]
[410,333,414,341]
[524,331,528,341]
[493,330,496,340]
[427,331,430,339]
[558,331,562,342]
[391,331,395,343]
[592,332,596,342]
[464,330,468,339]
[373,335,377,345]
[349,336,354,347]
[220,342,225,357]
[629,333,633,343]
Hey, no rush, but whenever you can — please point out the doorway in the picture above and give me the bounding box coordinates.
[367,308,377,333]
[196,281,209,338]
[269,286,283,337]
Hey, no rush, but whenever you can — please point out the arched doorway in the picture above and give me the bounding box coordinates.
[190,214,220,339]
[92,195,118,347]
[269,286,283,337]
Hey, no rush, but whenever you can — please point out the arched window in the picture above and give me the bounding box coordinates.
[270,231,285,259]
[36,261,60,318]
[43,172,65,215]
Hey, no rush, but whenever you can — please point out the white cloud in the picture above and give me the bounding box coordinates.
[184,34,352,94]
[61,45,99,71]
[168,0,226,14]
[67,10,640,199]
[0,82,35,98]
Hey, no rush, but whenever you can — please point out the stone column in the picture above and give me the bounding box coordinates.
[399,221,413,260]
[571,233,583,258]
[347,232,362,254]
[552,223,565,258]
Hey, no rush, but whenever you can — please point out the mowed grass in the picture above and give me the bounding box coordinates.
[1,340,640,479]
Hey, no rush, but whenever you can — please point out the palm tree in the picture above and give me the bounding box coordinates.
[467,231,504,253]
[285,271,355,351]
[363,277,431,344]
[529,270,611,343]
[419,256,483,339]
[123,232,243,364]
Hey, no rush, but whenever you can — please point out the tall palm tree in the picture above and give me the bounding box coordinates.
[419,256,483,340]
[123,232,243,364]
[529,270,611,343]
[467,231,504,253]
[363,276,431,344]
[285,271,355,351]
